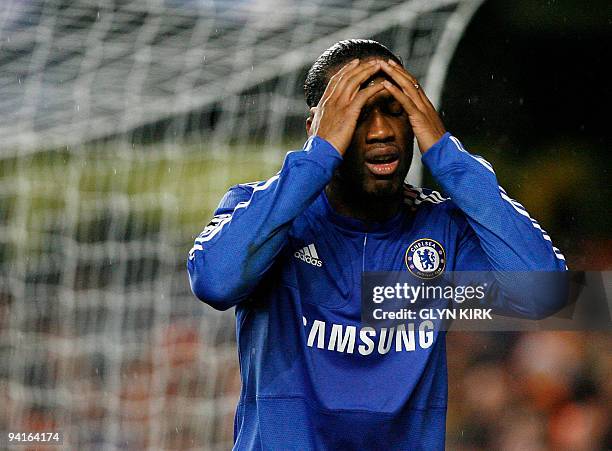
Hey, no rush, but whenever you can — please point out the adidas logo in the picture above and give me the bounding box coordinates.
[294,243,323,267]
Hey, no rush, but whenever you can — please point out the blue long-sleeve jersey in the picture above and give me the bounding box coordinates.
[187,133,567,450]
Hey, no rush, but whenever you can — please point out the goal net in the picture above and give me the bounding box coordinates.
[0,0,481,448]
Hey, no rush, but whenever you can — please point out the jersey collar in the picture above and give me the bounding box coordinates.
[318,191,408,235]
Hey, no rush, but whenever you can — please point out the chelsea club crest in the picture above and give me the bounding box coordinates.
[405,238,446,279]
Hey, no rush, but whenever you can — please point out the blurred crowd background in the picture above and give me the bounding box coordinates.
[446,331,610,450]
[1,0,609,449]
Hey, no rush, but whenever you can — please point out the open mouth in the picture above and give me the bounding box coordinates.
[364,148,400,176]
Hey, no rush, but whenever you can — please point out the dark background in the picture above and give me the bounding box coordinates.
[438,0,611,270]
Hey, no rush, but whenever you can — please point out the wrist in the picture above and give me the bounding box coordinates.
[418,131,447,154]
[314,134,344,156]
[304,136,344,162]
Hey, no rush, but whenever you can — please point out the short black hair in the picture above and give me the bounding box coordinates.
[304,39,402,108]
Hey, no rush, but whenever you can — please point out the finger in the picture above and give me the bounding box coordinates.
[392,69,432,107]
[379,61,419,92]
[322,59,359,101]
[351,82,386,109]
[385,60,435,107]
[415,84,436,110]
[401,81,441,125]
[328,58,360,83]
[387,59,418,84]
[324,60,378,104]
[333,60,382,101]
[320,59,360,103]
[383,62,443,125]
[382,80,422,117]
[379,61,425,107]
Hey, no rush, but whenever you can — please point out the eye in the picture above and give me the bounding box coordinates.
[387,102,403,116]
[358,106,371,122]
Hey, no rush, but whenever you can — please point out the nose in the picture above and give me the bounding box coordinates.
[365,109,395,143]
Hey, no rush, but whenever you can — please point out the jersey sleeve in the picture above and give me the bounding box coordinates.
[422,133,568,318]
[187,136,342,310]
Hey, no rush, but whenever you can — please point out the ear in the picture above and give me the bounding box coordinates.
[305,107,316,136]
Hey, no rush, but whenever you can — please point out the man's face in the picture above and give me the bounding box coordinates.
[333,64,414,198]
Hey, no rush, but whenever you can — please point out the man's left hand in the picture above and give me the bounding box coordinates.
[379,59,446,154]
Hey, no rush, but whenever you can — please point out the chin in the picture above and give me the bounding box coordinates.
[364,179,402,198]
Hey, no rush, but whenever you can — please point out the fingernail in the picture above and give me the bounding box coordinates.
[350,59,359,65]
[388,59,398,66]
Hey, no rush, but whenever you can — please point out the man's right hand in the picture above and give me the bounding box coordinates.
[308,59,384,156]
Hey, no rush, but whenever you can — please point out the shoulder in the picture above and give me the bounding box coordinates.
[403,184,450,210]
[403,183,468,228]
[217,181,265,210]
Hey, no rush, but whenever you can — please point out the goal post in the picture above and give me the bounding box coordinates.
[0,1,483,448]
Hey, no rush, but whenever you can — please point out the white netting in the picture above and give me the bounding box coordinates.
[0,0,481,448]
